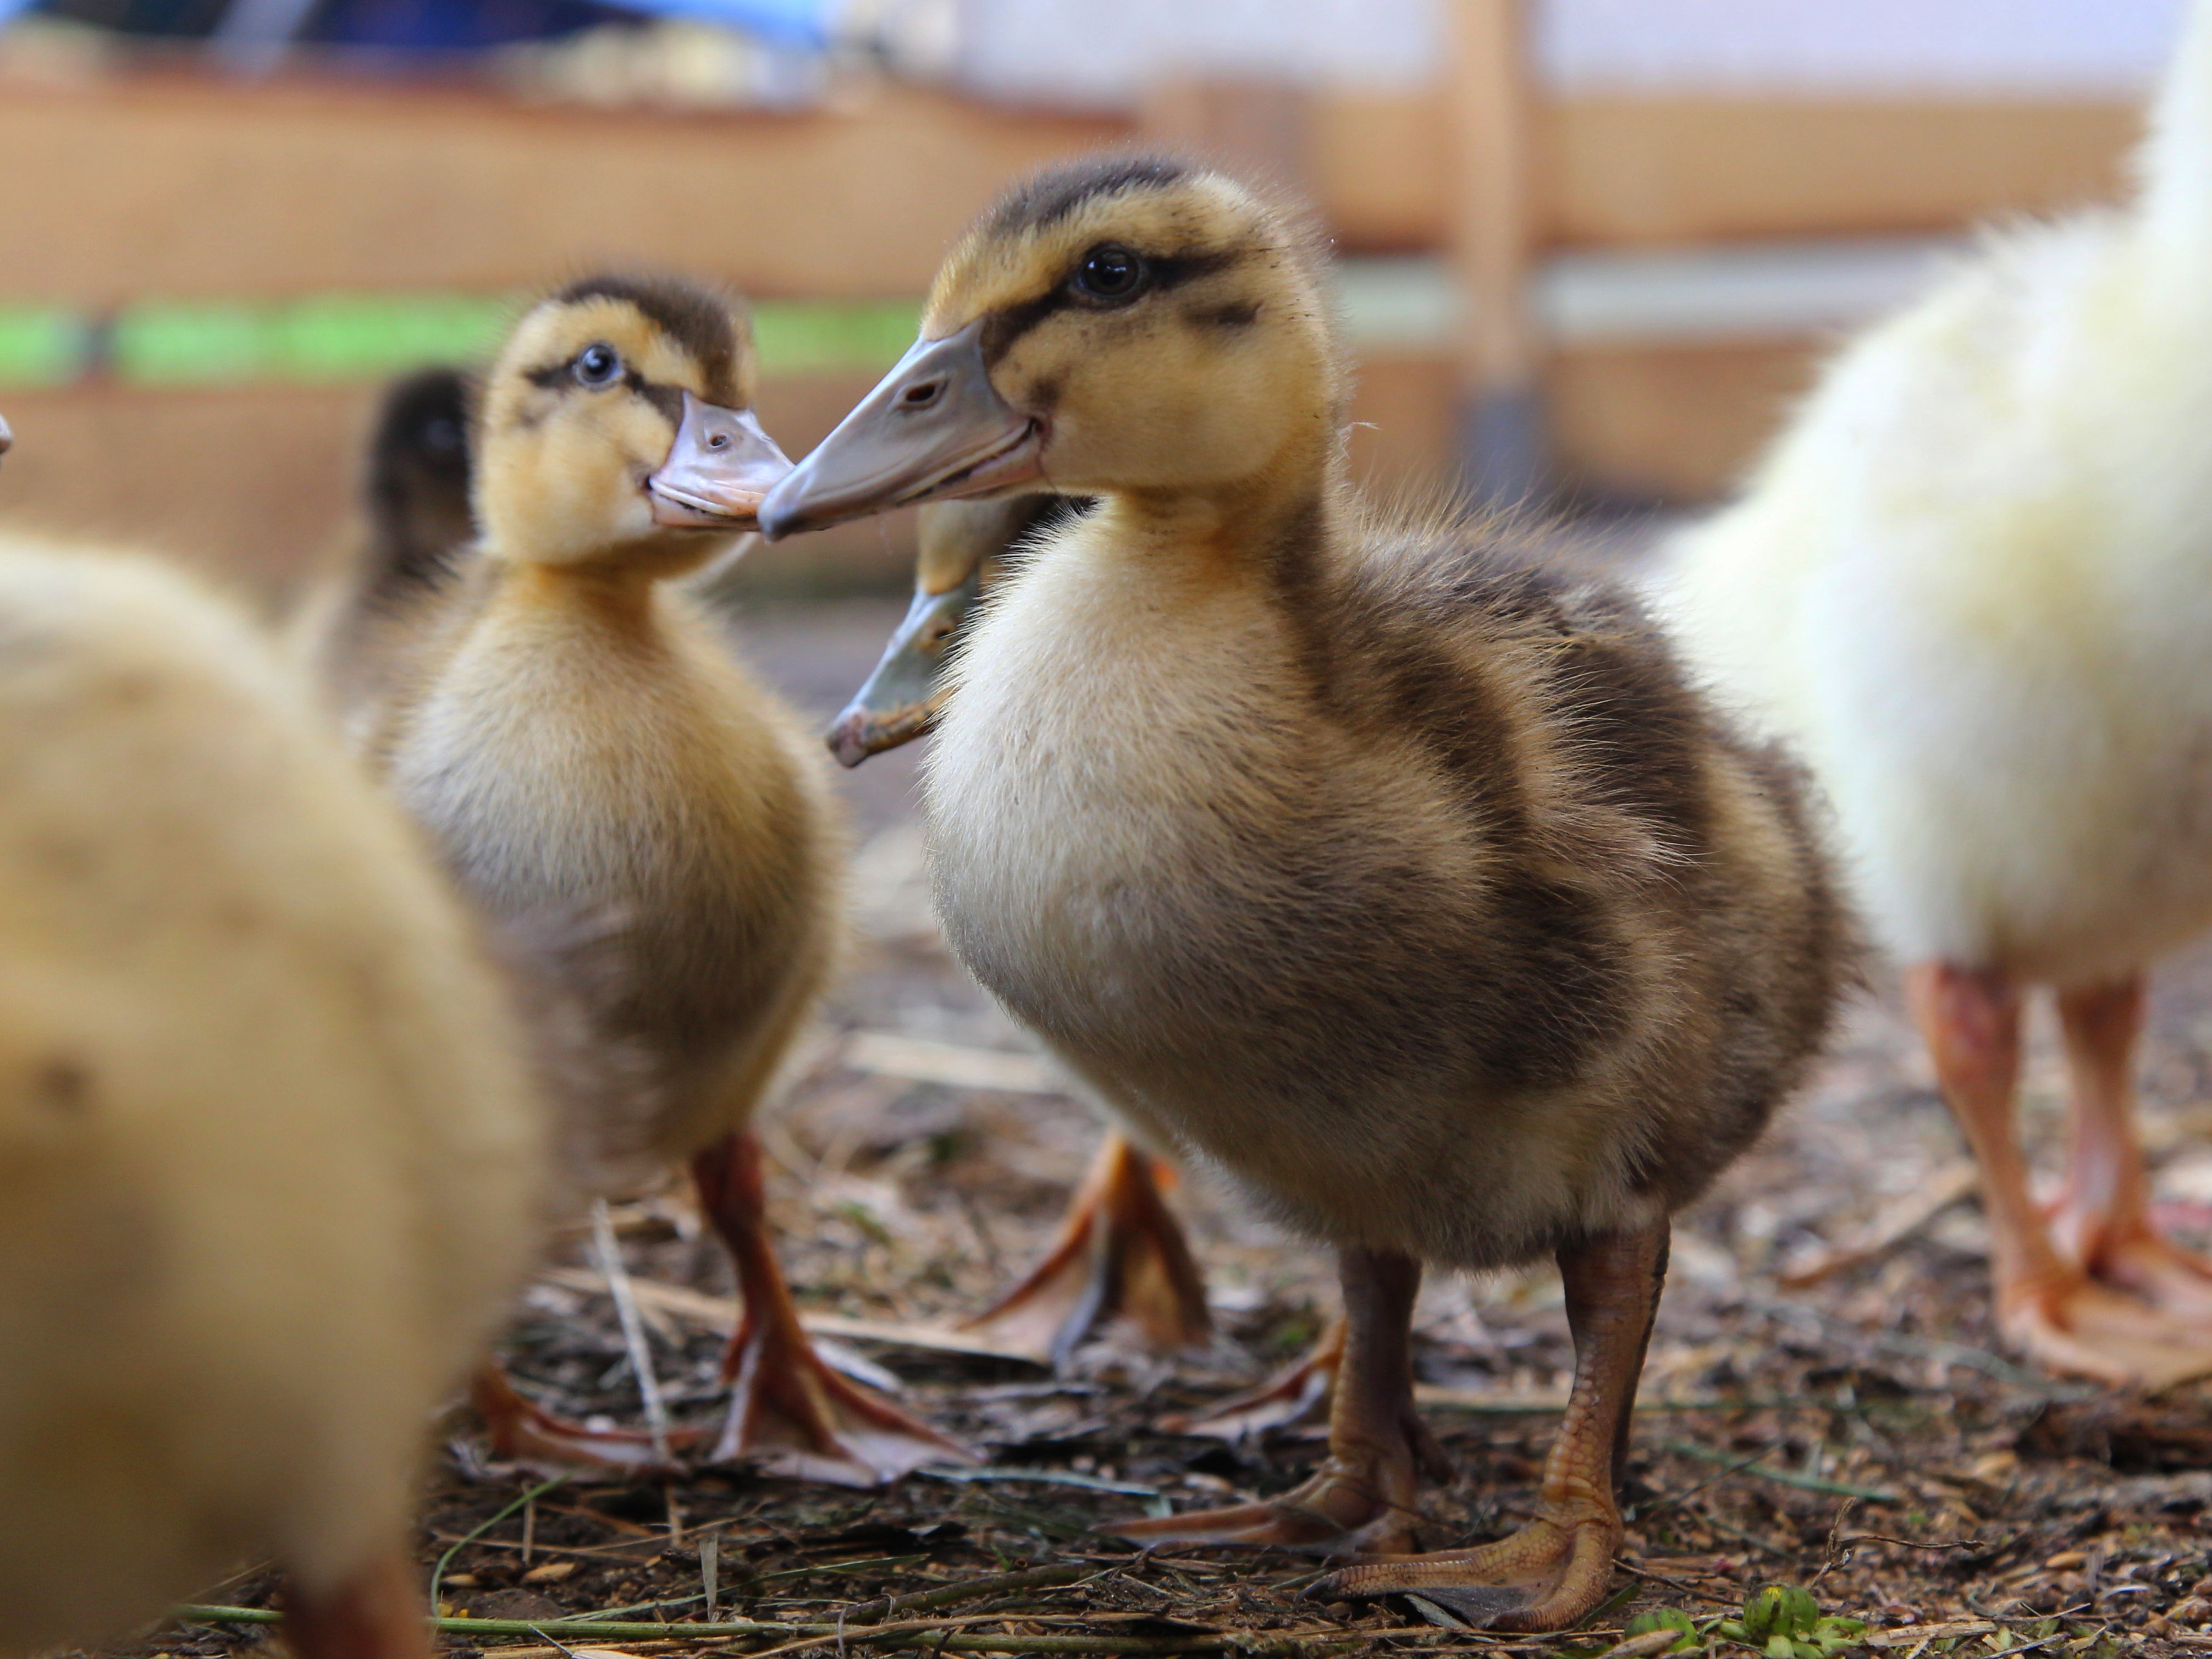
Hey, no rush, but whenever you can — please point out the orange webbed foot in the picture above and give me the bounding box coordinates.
[2059,1214,2212,1324]
[1108,1448,1423,1556]
[1314,1506,1621,1632]
[963,1132,1210,1368]
[1160,1319,1343,1438]
[711,1309,977,1487]
[1999,1269,2212,1391]
[470,1366,699,1475]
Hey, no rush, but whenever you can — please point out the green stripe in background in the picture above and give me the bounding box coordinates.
[0,309,93,387]
[751,299,919,377]
[0,295,923,390]
[114,295,517,384]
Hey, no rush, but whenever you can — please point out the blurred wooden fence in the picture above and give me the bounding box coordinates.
[0,3,2149,588]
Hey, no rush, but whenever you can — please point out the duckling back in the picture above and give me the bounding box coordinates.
[0,538,543,1651]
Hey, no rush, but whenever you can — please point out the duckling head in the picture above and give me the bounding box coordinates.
[753,157,1339,537]
[475,274,791,573]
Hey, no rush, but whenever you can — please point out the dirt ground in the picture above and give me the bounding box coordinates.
[151,591,2212,1659]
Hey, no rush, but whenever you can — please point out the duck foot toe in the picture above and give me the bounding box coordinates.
[470,1366,698,1476]
[1312,1513,1619,1633]
[710,1320,975,1487]
[2004,1271,2212,1390]
[964,1134,1210,1368]
[1107,1456,1421,1554]
[1159,1319,1343,1438]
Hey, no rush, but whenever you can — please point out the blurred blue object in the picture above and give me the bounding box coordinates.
[14,0,828,52]
[597,0,825,48]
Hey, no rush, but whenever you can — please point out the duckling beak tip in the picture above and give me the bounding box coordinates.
[648,394,792,530]
[825,705,881,768]
[759,321,1043,541]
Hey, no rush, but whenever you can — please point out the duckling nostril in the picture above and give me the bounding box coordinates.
[901,381,945,410]
[708,433,730,450]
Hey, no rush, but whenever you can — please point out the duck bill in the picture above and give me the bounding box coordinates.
[648,394,792,528]
[758,321,1044,541]
[825,568,983,767]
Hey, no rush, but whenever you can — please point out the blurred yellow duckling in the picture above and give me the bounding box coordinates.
[0,534,543,1659]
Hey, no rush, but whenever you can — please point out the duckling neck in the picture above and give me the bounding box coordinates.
[486,554,665,635]
[1093,439,1344,581]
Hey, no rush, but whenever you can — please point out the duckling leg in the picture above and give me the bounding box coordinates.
[1907,964,2212,1388]
[1311,1221,1665,1632]
[693,1130,977,1486]
[1112,1248,1441,1553]
[282,1551,431,1659]
[962,1131,1211,1367]
[2049,977,2212,1320]
[1159,1317,1344,1438]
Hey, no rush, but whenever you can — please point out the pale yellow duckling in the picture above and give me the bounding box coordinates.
[1662,0,2212,1388]
[730,158,1850,1628]
[0,536,543,1659]
[335,275,968,1486]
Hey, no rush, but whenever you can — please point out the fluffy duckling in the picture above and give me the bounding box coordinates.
[0,536,542,1658]
[345,275,967,1486]
[294,366,477,746]
[1662,0,2212,1389]
[730,158,1848,1628]
[831,495,1211,1369]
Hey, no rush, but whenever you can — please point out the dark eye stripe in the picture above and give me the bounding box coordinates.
[515,361,687,425]
[634,378,685,425]
[981,248,1244,366]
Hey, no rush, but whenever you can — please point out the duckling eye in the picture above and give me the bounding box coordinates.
[574,343,624,389]
[1072,244,1149,305]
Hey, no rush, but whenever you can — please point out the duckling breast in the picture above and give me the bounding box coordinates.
[388,580,840,1169]
[928,520,1844,1271]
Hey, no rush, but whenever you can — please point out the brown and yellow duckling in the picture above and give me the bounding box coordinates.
[0,536,544,1659]
[830,494,1214,1370]
[724,159,1850,1625]
[322,275,968,1486]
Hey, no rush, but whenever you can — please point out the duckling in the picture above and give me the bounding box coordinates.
[343,275,968,1486]
[294,366,478,747]
[830,494,1211,1368]
[732,158,1848,1628]
[1661,0,2212,1389]
[0,536,543,1658]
